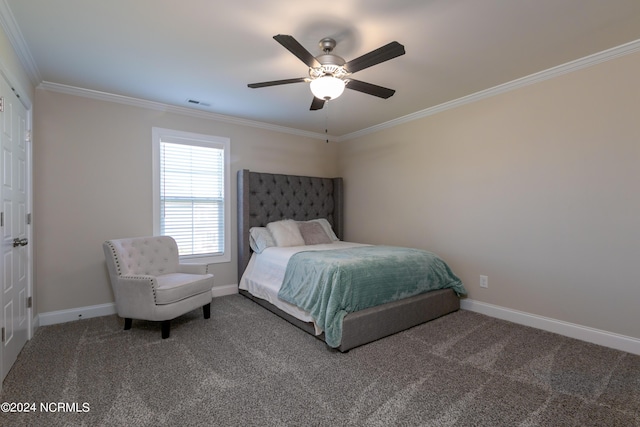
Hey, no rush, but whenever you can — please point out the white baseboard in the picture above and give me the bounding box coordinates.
[461,299,640,356]
[39,302,117,326]
[212,284,238,297]
[38,284,239,327]
[40,290,638,355]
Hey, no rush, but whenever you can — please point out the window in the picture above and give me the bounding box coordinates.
[152,127,230,263]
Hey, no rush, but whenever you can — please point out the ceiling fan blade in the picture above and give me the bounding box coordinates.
[248,77,307,88]
[273,34,321,68]
[346,79,396,99]
[344,41,405,74]
[310,97,326,110]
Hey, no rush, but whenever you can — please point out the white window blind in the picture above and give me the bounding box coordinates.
[153,127,230,263]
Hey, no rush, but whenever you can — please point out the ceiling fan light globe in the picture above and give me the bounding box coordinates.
[310,76,345,100]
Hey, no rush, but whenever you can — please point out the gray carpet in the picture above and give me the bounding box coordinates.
[1,294,639,426]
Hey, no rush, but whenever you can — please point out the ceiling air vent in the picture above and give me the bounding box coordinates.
[186,99,211,107]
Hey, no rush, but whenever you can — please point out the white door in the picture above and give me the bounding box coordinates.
[0,75,31,382]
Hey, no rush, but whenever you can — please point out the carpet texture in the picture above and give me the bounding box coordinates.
[1,294,638,426]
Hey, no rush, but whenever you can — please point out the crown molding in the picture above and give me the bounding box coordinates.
[13,0,639,144]
[38,81,332,141]
[336,38,640,142]
[0,0,41,85]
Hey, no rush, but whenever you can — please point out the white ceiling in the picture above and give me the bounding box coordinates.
[4,0,640,137]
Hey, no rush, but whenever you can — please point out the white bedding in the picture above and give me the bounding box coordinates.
[239,241,370,333]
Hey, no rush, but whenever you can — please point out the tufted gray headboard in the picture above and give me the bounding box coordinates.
[237,169,344,277]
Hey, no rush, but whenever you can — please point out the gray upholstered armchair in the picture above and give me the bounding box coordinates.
[103,236,214,338]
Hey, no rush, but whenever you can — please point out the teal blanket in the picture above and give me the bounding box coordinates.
[277,246,466,347]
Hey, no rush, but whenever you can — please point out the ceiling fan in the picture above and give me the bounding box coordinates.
[248,34,406,110]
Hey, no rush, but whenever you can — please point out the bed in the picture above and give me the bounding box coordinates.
[237,169,465,352]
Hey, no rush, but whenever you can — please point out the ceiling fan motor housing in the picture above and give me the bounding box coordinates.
[309,38,349,80]
[310,56,348,80]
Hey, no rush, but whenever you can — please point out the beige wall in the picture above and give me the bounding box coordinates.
[25,31,640,342]
[338,51,640,340]
[33,90,339,313]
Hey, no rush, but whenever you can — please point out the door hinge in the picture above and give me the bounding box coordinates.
[27,296,32,308]
[26,213,31,225]
[1,327,4,343]
[0,96,4,113]
[0,212,3,227]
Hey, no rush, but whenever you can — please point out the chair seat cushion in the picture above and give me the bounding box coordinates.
[155,273,214,305]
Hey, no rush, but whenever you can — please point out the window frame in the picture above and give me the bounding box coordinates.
[152,127,231,264]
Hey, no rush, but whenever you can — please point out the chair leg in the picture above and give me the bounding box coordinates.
[203,303,211,319]
[161,320,171,339]
[124,318,132,330]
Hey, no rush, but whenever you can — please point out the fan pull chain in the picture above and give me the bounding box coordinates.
[325,101,330,143]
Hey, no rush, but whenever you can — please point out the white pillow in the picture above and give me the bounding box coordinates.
[267,219,305,247]
[249,227,276,253]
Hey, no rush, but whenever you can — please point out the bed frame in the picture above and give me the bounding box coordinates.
[237,169,460,352]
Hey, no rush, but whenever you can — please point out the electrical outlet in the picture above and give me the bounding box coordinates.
[480,275,489,288]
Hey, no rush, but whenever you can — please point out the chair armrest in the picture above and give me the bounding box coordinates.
[178,263,213,275]
[111,275,159,318]
[115,275,157,301]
